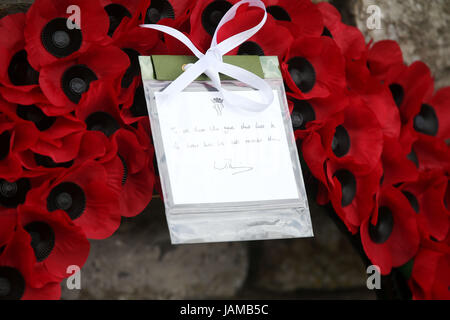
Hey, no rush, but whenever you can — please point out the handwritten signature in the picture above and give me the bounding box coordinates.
[214,159,254,175]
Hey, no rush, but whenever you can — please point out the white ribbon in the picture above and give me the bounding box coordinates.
[140,0,274,112]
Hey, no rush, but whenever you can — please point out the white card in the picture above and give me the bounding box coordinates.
[155,90,301,206]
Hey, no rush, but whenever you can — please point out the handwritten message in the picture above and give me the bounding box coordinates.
[155,90,300,205]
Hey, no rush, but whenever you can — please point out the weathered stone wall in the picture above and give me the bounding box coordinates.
[1,0,448,300]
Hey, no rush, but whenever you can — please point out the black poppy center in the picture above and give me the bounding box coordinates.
[332,125,351,157]
[334,170,356,207]
[85,112,120,137]
[0,178,30,208]
[105,4,132,37]
[266,5,291,21]
[389,83,404,108]
[321,27,333,38]
[16,105,56,131]
[41,17,82,58]
[24,221,55,262]
[118,155,128,186]
[413,104,439,136]
[61,65,98,104]
[369,206,394,244]
[129,85,149,118]
[47,182,86,220]
[0,131,11,161]
[291,100,315,130]
[237,41,265,56]
[407,148,419,168]
[145,0,175,24]
[201,0,232,36]
[34,153,74,169]
[402,191,420,213]
[121,48,141,89]
[8,50,39,86]
[287,57,316,93]
[0,267,25,300]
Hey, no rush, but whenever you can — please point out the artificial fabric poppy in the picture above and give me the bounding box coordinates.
[288,89,348,138]
[366,40,404,82]
[18,205,90,287]
[0,225,61,300]
[19,130,112,175]
[282,36,346,100]
[401,132,450,173]
[399,171,449,241]
[379,61,434,126]
[319,160,382,234]
[0,109,38,181]
[76,81,125,139]
[408,238,450,300]
[300,94,383,182]
[316,2,366,60]
[110,24,159,98]
[412,86,450,140]
[24,0,110,69]
[263,0,323,38]
[101,0,141,37]
[218,9,292,57]
[0,13,47,105]
[120,84,149,125]
[137,0,194,27]
[360,186,420,275]
[379,136,418,187]
[189,0,239,51]
[39,45,129,109]
[25,161,121,240]
[103,129,155,217]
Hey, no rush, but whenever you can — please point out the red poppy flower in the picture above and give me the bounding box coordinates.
[19,130,111,176]
[356,76,401,140]
[321,160,382,234]
[25,161,121,240]
[0,109,38,181]
[103,129,155,217]
[0,209,17,247]
[137,0,194,28]
[404,133,450,173]
[189,0,240,51]
[0,224,61,300]
[100,0,142,37]
[399,171,449,241]
[39,45,129,110]
[120,83,150,125]
[263,0,323,38]
[0,13,47,105]
[288,88,348,138]
[282,36,346,100]
[24,0,110,69]
[300,94,383,184]
[360,186,420,275]
[316,2,366,60]
[382,61,434,126]
[366,40,404,82]
[218,9,292,57]
[110,25,159,102]
[17,205,90,287]
[411,86,450,140]
[409,238,450,300]
[380,136,418,187]
[75,81,125,139]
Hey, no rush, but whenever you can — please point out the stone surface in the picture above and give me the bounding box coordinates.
[252,194,368,292]
[353,0,450,89]
[61,200,249,300]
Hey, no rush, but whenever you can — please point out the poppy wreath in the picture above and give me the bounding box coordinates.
[0,0,448,300]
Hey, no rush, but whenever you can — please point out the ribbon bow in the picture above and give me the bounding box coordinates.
[140,0,274,112]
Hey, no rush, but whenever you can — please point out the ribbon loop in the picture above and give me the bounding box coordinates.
[140,0,274,112]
